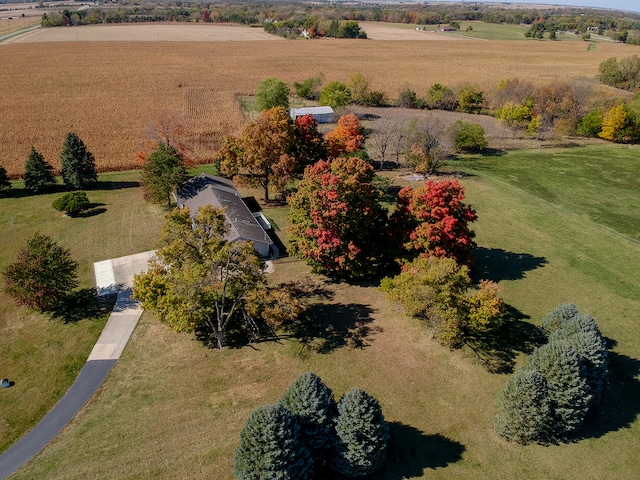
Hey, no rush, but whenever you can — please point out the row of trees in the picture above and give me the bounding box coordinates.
[1,133,98,195]
[494,304,608,444]
[234,372,389,479]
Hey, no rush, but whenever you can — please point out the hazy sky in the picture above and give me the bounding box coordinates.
[446,1,639,14]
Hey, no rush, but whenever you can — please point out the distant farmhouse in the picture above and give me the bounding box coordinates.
[289,106,335,124]
[175,174,275,258]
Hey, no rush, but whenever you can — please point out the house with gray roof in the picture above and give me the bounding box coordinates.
[175,174,275,258]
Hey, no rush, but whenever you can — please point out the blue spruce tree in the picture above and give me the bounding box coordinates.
[494,369,553,444]
[331,388,389,478]
[233,404,312,480]
[541,303,579,337]
[279,372,336,462]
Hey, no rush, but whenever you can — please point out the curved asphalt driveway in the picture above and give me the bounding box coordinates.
[0,251,155,479]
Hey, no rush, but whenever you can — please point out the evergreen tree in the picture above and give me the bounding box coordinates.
[550,313,608,406]
[233,404,313,480]
[0,165,11,195]
[526,339,591,437]
[331,389,389,478]
[24,147,56,193]
[141,143,189,206]
[494,369,553,444]
[60,132,98,189]
[279,372,336,461]
[541,303,579,336]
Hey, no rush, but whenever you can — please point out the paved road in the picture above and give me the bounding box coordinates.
[0,251,155,479]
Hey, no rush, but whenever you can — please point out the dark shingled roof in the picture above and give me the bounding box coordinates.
[175,174,273,247]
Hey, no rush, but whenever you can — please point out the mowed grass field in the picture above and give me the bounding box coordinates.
[6,146,640,479]
[0,172,166,453]
[1,27,639,177]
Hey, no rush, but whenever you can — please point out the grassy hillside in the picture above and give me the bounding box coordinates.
[8,145,640,479]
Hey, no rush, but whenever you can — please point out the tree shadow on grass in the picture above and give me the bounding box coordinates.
[48,288,115,323]
[472,247,548,283]
[75,203,107,218]
[282,300,381,354]
[464,304,545,374]
[578,341,640,440]
[95,180,140,190]
[376,423,465,479]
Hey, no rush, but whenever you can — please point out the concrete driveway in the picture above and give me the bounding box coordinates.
[0,251,155,479]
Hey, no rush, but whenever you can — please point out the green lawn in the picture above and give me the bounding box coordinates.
[0,171,166,453]
[6,146,640,479]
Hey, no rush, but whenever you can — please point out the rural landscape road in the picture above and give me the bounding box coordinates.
[0,251,155,479]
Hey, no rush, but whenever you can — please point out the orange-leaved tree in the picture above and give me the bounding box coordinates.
[325,114,364,159]
[219,107,295,201]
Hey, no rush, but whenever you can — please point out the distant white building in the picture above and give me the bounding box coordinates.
[289,106,335,124]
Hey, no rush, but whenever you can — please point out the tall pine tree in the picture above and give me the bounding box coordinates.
[24,146,56,193]
[233,404,312,480]
[60,132,98,189]
[279,372,336,461]
[331,388,389,478]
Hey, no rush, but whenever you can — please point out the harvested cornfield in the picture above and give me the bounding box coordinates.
[0,28,635,177]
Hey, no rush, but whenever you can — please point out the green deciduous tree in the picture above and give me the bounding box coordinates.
[426,83,457,110]
[599,55,640,91]
[452,121,488,153]
[141,143,190,206]
[319,81,351,109]
[255,78,290,111]
[279,372,336,461]
[219,107,295,201]
[60,132,98,189]
[52,191,90,215]
[331,388,389,478]
[287,157,388,279]
[494,369,553,444]
[233,404,313,480]
[576,110,603,137]
[0,165,11,195]
[294,74,323,100]
[24,147,56,193]
[133,206,298,348]
[380,256,504,347]
[3,233,78,311]
[457,85,485,114]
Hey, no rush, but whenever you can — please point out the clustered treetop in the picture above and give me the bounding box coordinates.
[234,372,389,479]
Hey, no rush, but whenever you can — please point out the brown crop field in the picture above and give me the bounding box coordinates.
[0,25,638,177]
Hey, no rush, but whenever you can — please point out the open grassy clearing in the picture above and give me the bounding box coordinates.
[8,145,640,479]
[454,145,640,242]
[0,171,166,453]
[1,37,637,177]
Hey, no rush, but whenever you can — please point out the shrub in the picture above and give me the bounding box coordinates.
[294,75,323,100]
[331,389,389,478]
[453,121,488,153]
[576,110,603,137]
[396,87,422,109]
[0,165,11,195]
[233,404,313,480]
[426,83,457,110]
[457,85,485,113]
[52,191,90,215]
